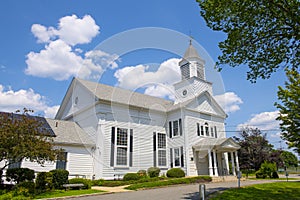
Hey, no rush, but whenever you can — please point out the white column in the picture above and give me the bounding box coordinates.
[230,152,236,176]
[224,152,229,175]
[208,149,213,176]
[235,151,240,172]
[213,150,218,176]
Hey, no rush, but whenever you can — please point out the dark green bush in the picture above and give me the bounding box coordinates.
[123,173,140,181]
[166,168,185,178]
[272,171,279,179]
[15,181,35,195]
[35,172,53,191]
[50,169,69,189]
[6,168,35,184]
[68,178,92,189]
[91,179,104,186]
[147,167,160,178]
[255,170,267,178]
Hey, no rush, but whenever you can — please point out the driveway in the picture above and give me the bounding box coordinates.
[75,178,296,200]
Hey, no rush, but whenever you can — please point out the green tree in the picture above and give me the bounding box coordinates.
[281,150,298,168]
[234,128,274,171]
[275,69,300,153]
[197,0,300,82]
[0,108,60,180]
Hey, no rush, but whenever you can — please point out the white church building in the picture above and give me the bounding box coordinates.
[2,43,241,180]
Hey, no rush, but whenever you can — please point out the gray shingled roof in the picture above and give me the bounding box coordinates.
[76,78,175,112]
[46,118,94,146]
[183,43,203,60]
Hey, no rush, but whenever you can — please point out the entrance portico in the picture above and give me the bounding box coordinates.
[193,138,240,177]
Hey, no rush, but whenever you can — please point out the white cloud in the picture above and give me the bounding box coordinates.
[237,111,280,131]
[31,24,56,43]
[114,58,181,99]
[0,85,59,118]
[26,15,116,81]
[57,15,99,46]
[214,92,243,113]
[44,105,60,118]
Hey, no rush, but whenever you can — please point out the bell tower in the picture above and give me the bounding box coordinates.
[174,41,213,103]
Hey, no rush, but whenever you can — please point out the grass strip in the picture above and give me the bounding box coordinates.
[209,181,300,200]
[125,176,211,190]
[33,189,104,199]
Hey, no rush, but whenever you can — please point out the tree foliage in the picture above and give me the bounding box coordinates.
[197,0,300,82]
[0,108,60,173]
[280,150,298,167]
[275,69,300,153]
[234,128,278,171]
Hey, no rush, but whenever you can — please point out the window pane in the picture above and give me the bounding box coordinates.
[201,126,204,135]
[173,121,179,136]
[214,126,218,138]
[174,148,180,167]
[116,147,127,165]
[157,133,166,149]
[56,152,67,170]
[117,128,128,146]
[211,127,214,137]
[158,150,166,166]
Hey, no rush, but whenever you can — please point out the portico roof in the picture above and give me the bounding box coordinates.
[193,137,240,152]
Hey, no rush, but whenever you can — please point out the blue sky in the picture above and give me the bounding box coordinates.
[0,0,288,150]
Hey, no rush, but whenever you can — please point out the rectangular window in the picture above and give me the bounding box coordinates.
[157,133,167,167]
[158,150,167,166]
[174,148,180,167]
[116,128,129,166]
[173,121,179,137]
[157,133,166,149]
[201,125,204,136]
[116,147,127,165]
[214,126,218,138]
[205,125,209,136]
[197,123,200,136]
[211,127,214,137]
[117,128,128,146]
[56,152,67,170]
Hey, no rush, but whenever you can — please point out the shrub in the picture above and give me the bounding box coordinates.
[50,169,69,189]
[272,171,279,179]
[137,170,147,178]
[6,168,35,184]
[147,167,160,178]
[166,168,185,178]
[35,172,53,191]
[15,181,35,195]
[255,170,267,178]
[68,178,92,189]
[260,161,277,178]
[123,173,140,181]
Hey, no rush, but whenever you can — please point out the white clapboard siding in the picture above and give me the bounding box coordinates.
[21,160,55,172]
[66,146,93,179]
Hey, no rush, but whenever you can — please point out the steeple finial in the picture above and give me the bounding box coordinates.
[189,30,193,45]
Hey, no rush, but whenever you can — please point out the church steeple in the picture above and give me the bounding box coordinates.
[173,41,212,103]
[179,41,206,80]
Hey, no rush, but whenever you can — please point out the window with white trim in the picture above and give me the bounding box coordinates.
[174,148,180,167]
[56,152,67,170]
[169,119,182,138]
[211,127,214,137]
[214,126,218,138]
[205,122,209,136]
[157,133,166,166]
[116,128,128,166]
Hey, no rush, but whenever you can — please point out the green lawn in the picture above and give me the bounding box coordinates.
[34,189,105,199]
[209,182,300,200]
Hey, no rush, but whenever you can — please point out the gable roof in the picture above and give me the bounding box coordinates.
[193,137,240,151]
[170,90,227,118]
[56,77,227,118]
[46,118,94,146]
